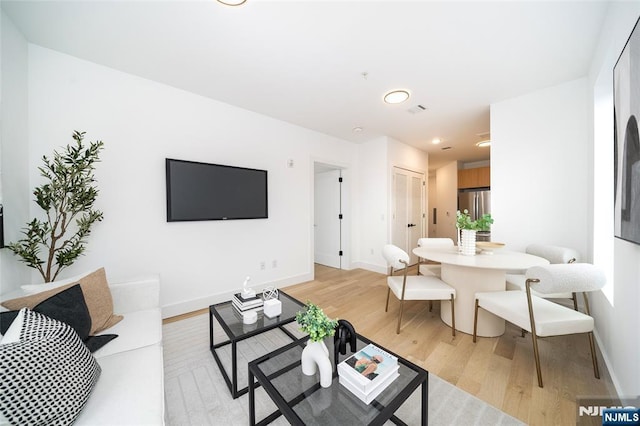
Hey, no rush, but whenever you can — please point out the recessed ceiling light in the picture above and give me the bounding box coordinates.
[383,90,410,104]
[352,127,363,133]
[216,0,246,6]
[476,140,491,148]
[432,138,442,145]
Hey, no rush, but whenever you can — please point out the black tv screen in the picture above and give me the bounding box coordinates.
[166,158,268,221]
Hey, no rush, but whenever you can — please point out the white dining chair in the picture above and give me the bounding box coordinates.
[506,244,580,310]
[382,244,456,335]
[474,263,606,387]
[416,237,454,278]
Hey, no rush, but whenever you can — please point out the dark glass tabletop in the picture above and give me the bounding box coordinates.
[249,334,428,426]
[211,290,304,340]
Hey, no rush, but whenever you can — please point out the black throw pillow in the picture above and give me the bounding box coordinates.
[1,284,118,352]
[0,311,19,335]
[84,335,118,352]
[33,284,92,340]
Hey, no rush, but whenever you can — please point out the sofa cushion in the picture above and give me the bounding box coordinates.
[92,308,162,359]
[75,345,164,425]
[1,268,123,334]
[1,285,118,353]
[0,308,101,425]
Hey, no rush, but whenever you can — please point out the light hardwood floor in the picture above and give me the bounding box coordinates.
[280,264,618,425]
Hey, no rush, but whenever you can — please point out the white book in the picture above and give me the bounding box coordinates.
[337,343,398,394]
[339,371,400,404]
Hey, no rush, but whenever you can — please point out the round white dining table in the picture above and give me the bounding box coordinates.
[412,246,550,337]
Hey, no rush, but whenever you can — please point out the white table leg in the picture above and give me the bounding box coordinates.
[440,264,506,337]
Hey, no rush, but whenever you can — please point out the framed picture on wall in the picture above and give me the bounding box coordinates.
[614,16,640,245]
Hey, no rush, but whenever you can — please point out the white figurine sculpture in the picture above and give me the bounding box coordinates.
[242,276,255,298]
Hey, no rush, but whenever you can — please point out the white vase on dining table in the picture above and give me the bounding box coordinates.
[460,229,477,256]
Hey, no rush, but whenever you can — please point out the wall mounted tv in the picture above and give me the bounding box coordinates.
[166,158,268,222]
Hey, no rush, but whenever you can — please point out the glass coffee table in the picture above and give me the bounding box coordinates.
[248,334,428,426]
[209,290,305,398]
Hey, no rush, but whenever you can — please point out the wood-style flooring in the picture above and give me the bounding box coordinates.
[280,264,618,425]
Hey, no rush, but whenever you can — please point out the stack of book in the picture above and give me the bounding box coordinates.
[337,343,399,404]
[231,293,263,315]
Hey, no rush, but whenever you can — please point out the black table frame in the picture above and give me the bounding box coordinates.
[209,290,304,399]
[248,334,429,426]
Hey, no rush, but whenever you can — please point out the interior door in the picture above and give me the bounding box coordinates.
[314,169,342,268]
[392,167,425,265]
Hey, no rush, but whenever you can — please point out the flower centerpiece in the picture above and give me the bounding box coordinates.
[456,209,494,255]
[296,302,338,387]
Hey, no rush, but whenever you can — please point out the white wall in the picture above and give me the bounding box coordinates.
[353,137,388,273]
[435,161,459,241]
[16,45,361,317]
[587,1,640,397]
[491,78,589,257]
[0,11,30,293]
[427,174,437,237]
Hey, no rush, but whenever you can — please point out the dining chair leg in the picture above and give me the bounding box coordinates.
[429,301,433,312]
[588,332,600,379]
[572,292,578,311]
[530,331,543,387]
[583,293,591,316]
[396,299,405,334]
[385,288,391,312]
[449,294,456,337]
[472,299,479,343]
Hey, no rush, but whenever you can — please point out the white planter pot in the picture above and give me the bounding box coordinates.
[460,229,477,256]
[301,340,333,388]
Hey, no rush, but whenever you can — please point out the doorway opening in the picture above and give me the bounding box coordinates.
[313,162,348,270]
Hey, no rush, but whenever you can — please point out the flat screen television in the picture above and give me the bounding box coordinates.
[166,158,268,222]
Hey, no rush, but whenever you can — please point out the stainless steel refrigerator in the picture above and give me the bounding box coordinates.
[458,188,491,240]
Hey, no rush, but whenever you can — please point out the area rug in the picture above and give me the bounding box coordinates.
[163,313,523,425]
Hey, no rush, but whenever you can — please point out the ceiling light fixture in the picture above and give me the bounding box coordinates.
[432,138,442,145]
[352,126,363,133]
[476,140,491,148]
[216,0,247,6]
[383,90,410,104]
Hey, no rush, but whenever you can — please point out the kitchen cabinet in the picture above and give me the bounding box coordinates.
[458,166,490,189]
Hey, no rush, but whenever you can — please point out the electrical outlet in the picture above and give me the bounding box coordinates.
[260,261,266,270]
[272,260,277,268]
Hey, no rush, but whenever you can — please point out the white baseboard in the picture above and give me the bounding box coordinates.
[161,272,313,319]
[593,329,624,398]
[350,261,387,275]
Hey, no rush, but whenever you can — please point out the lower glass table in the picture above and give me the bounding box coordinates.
[209,290,304,398]
[248,334,428,426]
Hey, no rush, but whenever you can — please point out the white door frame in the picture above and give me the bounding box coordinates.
[311,160,351,275]
[390,166,426,264]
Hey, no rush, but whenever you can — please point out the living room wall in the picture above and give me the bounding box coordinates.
[0,11,30,292]
[4,43,368,317]
[490,78,589,257]
[586,1,640,397]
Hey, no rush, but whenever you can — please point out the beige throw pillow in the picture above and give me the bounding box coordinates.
[1,268,123,334]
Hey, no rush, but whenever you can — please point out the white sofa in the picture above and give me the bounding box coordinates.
[1,275,165,425]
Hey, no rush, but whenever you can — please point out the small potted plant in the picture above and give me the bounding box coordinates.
[296,302,338,387]
[456,209,493,231]
[456,210,494,255]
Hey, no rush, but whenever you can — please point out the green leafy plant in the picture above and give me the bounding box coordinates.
[8,131,105,282]
[456,209,493,231]
[295,301,338,342]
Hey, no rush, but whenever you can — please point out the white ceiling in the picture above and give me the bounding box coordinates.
[1,0,609,170]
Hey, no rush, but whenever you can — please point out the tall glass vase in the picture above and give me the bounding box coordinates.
[460,229,477,256]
